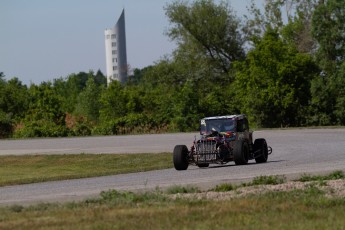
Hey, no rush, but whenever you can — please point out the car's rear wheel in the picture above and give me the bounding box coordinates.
[254,138,268,163]
[234,141,249,165]
[173,145,189,170]
[197,163,209,168]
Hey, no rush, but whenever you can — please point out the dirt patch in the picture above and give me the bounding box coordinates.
[170,179,345,200]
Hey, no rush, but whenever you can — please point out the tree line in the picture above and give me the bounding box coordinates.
[1,0,344,138]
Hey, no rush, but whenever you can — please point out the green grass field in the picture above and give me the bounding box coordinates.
[0,153,172,186]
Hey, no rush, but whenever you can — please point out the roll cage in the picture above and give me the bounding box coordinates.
[200,115,249,135]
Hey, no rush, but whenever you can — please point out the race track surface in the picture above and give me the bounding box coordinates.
[1,129,345,206]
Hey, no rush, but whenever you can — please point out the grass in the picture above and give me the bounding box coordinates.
[212,183,236,192]
[165,185,201,194]
[297,170,345,182]
[246,175,286,186]
[1,181,345,229]
[212,175,286,192]
[0,153,172,186]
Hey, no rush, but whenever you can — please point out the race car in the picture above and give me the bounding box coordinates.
[173,114,272,170]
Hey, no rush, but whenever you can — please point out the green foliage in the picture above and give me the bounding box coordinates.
[165,185,200,194]
[0,111,13,138]
[281,5,317,54]
[53,70,106,114]
[245,0,317,47]
[0,77,29,120]
[312,0,345,74]
[14,82,67,138]
[97,190,167,206]
[95,113,156,135]
[307,0,345,125]
[75,77,102,121]
[309,60,345,126]
[211,175,286,192]
[99,80,127,122]
[212,183,235,192]
[247,175,286,186]
[0,74,29,137]
[298,170,345,182]
[13,120,68,138]
[333,63,345,124]
[234,29,318,127]
[165,0,244,76]
[309,75,335,125]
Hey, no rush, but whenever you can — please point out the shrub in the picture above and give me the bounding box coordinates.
[248,175,286,186]
[166,185,200,194]
[212,183,235,192]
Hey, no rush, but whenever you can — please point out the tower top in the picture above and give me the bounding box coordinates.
[104,9,128,85]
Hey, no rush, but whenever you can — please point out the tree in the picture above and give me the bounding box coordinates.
[308,0,345,125]
[75,77,102,122]
[14,82,67,137]
[165,0,245,78]
[244,0,285,41]
[170,80,200,131]
[312,0,345,75]
[234,29,318,127]
[139,61,178,126]
[54,71,106,114]
[0,73,12,138]
[244,0,318,54]
[281,0,318,53]
[333,62,345,124]
[99,81,127,122]
[94,70,107,86]
[1,78,29,120]
[0,75,29,138]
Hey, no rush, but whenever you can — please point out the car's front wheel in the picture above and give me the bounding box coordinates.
[173,145,189,170]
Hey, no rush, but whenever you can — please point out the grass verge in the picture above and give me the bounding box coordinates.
[1,174,345,229]
[297,170,345,182]
[0,153,172,186]
[212,175,286,192]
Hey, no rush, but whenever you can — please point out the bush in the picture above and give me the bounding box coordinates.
[13,120,69,138]
[246,175,286,186]
[94,114,164,136]
[298,171,345,182]
[0,111,13,138]
[97,190,167,206]
[212,183,235,192]
[166,185,200,194]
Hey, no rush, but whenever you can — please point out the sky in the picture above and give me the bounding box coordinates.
[1,0,257,86]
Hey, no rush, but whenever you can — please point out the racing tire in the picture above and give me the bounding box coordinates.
[173,145,189,170]
[197,163,209,168]
[254,138,268,163]
[233,140,249,165]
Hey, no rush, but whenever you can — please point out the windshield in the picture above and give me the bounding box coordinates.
[200,119,235,134]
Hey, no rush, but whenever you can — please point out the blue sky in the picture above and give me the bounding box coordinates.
[1,0,257,85]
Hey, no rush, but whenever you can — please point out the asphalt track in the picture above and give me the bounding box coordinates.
[1,129,345,206]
